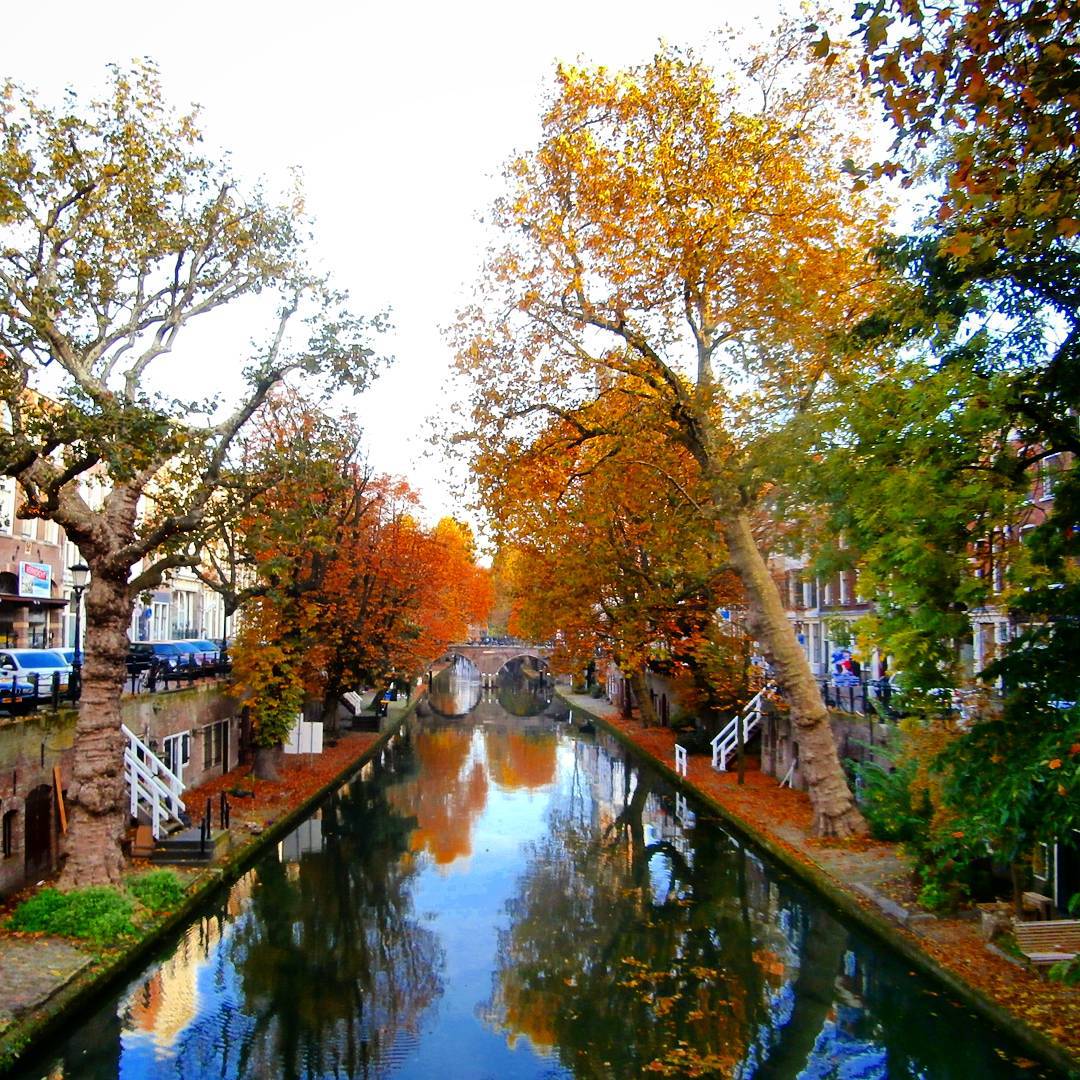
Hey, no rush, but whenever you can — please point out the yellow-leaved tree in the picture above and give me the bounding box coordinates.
[453,18,891,836]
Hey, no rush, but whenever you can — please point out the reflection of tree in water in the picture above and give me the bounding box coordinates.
[389,726,488,866]
[481,752,779,1078]
[226,741,444,1080]
[495,656,552,717]
[485,728,557,791]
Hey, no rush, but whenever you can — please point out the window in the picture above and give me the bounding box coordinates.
[1041,455,1060,501]
[203,721,227,770]
[2,809,15,857]
[1033,842,1052,885]
[151,601,169,641]
[162,731,191,776]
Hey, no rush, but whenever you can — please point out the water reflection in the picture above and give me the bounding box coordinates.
[495,656,552,717]
[428,653,551,718]
[428,655,481,716]
[13,692,1068,1079]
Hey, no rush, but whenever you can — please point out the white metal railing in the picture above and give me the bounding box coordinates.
[675,743,688,777]
[122,723,186,839]
[711,687,769,772]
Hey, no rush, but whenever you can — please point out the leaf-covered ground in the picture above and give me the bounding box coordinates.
[178,725,385,840]
[568,691,1080,1067]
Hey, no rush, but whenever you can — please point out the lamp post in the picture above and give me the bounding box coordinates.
[69,562,90,695]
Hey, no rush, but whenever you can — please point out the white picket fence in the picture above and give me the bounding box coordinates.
[711,687,769,772]
[122,723,187,839]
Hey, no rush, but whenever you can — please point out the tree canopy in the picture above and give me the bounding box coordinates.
[453,19,892,836]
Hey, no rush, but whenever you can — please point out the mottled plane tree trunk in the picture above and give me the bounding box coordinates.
[454,20,889,837]
[0,65,382,885]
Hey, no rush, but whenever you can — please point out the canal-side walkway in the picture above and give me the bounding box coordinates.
[0,692,419,1075]
[556,688,1080,1075]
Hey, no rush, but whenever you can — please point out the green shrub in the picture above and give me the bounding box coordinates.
[127,870,186,913]
[916,880,954,912]
[589,684,604,698]
[853,754,930,843]
[7,886,135,946]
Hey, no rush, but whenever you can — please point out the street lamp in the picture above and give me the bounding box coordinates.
[69,562,90,687]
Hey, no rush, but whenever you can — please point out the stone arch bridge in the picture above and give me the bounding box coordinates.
[445,643,551,678]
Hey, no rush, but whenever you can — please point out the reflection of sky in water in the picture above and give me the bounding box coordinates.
[394,747,567,1078]
[16,706,1067,1079]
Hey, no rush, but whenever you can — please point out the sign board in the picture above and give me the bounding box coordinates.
[0,477,13,535]
[284,718,323,755]
[18,561,51,599]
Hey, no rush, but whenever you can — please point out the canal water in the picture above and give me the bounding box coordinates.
[12,659,1068,1079]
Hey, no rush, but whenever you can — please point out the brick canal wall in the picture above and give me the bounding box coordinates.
[0,684,240,897]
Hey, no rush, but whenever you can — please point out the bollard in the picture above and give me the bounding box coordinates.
[200,796,212,855]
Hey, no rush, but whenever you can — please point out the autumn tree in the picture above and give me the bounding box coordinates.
[480,389,748,728]
[453,20,891,835]
[221,396,379,775]
[0,64,383,883]
[226,401,492,768]
[313,494,492,721]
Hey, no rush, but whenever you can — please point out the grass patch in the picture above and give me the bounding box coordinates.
[5,870,189,947]
[6,887,135,946]
[126,870,186,913]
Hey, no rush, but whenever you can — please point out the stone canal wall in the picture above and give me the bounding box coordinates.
[0,684,240,897]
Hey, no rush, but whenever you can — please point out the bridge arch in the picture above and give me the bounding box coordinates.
[445,643,551,679]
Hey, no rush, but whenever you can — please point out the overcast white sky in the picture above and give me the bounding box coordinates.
[6,0,786,524]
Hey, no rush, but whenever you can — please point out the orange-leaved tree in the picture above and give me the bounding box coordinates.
[480,388,748,728]
[453,18,891,835]
[224,402,492,770]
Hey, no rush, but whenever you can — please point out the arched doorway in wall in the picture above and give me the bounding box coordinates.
[24,784,53,878]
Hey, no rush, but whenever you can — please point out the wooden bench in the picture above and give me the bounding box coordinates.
[1013,919,1080,968]
[1022,890,1054,920]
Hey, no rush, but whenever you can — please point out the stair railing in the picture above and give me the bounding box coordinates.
[122,723,187,839]
[711,686,770,772]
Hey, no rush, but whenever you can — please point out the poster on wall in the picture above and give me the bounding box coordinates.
[0,477,13,535]
[18,561,52,599]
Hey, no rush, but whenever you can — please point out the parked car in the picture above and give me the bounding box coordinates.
[0,649,72,698]
[128,642,194,675]
[174,639,221,669]
[0,672,35,712]
[51,648,77,666]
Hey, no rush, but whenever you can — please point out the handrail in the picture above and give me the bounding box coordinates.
[711,687,769,772]
[122,723,186,839]
[674,743,688,777]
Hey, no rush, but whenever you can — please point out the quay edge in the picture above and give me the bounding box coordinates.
[556,687,1080,1078]
[0,696,420,1077]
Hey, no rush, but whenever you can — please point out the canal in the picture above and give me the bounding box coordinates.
[12,660,1067,1079]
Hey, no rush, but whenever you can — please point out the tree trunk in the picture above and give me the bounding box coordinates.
[253,744,282,781]
[320,691,339,739]
[59,571,131,887]
[628,668,659,727]
[723,512,865,838]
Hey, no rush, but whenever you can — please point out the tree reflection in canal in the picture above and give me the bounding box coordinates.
[53,735,447,1080]
[482,742,773,1076]
[482,729,1061,1079]
[222,739,443,1079]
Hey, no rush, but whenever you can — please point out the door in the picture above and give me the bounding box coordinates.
[24,784,53,878]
